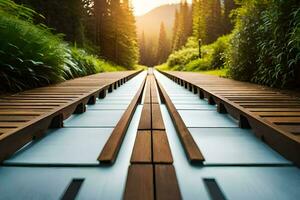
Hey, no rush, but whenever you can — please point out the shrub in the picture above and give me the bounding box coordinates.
[167,47,199,68]
[210,35,231,70]
[227,0,300,88]
[253,1,300,88]
[165,35,231,72]
[0,11,67,92]
[226,1,267,82]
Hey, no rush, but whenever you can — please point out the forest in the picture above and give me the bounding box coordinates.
[0,0,299,92]
[156,0,300,88]
[0,0,139,92]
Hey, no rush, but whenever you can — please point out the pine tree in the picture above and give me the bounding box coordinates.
[224,0,237,34]
[156,22,170,64]
[205,0,222,43]
[139,31,146,64]
[172,0,193,51]
[172,9,180,51]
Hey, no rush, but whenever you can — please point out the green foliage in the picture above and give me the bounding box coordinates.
[172,1,193,51]
[166,35,231,72]
[192,0,235,44]
[167,46,199,68]
[227,0,300,88]
[156,22,170,64]
[0,10,66,91]
[0,0,127,93]
[209,35,231,69]
[94,0,139,69]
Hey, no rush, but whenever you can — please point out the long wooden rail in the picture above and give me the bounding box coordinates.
[0,70,142,163]
[155,77,205,164]
[124,73,181,200]
[158,70,300,167]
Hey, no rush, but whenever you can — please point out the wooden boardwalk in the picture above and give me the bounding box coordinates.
[0,70,141,163]
[158,70,300,166]
[0,69,300,199]
[124,73,181,200]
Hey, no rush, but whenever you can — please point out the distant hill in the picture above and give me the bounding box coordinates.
[135,4,180,41]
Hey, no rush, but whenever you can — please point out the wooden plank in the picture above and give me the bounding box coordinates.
[264,117,300,124]
[249,108,300,112]
[0,111,43,115]
[156,81,205,163]
[144,78,151,104]
[155,165,181,200]
[153,131,173,164]
[0,70,142,163]
[159,70,300,166]
[0,122,26,128]
[255,112,300,117]
[123,165,154,200]
[277,125,300,135]
[151,77,159,104]
[0,116,37,122]
[152,104,165,130]
[131,131,152,163]
[98,77,146,164]
[138,103,151,130]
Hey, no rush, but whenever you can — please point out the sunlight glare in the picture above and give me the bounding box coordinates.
[132,0,192,16]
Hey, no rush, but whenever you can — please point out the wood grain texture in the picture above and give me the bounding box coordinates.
[156,80,205,164]
[153,131,173,164]
[98,76,146,164]
[124,165,154,200]
[155,165,181,200]
[138,103,151,130]
[158,69,300,166]
[0,70,141,164]
[131,131,152,163]
[144,78,152,104]
[152,104,165,130]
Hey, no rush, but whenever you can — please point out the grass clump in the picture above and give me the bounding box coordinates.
[0,0,128,93]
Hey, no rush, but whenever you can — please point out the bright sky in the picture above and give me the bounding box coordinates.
[132,0,192,16]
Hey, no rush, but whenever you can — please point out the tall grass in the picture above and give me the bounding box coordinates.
[0,0,127,93]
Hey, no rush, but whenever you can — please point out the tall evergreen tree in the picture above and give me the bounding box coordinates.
[172,9,180,51]
[14,0,85,44]
[156,22,170,64]
[224,0,237,34]
[205,0,222,43]
[139,31,146,64]
[172,0,193,51]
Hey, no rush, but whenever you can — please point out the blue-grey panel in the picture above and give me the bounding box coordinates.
[96,99,132,105]
[178,110,238,128]
[5,128,112,165]
[171,99,209,105]
[87,104,128,110]
[160,105,300,200]
[189,128,291,165]
[64,110,124,127]
[0,106,143,200]
[175,104,216,110]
